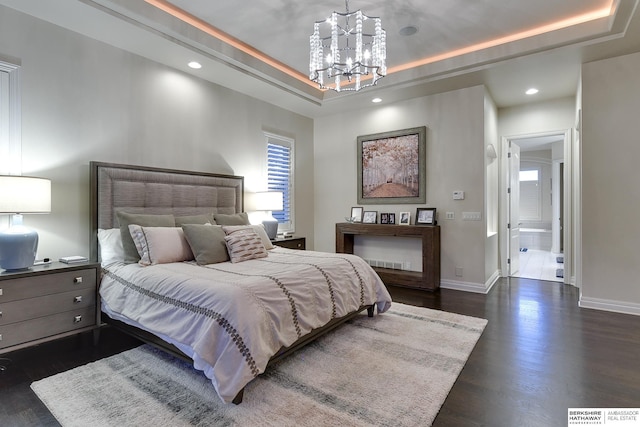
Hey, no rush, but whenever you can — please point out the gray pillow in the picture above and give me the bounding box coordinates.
[175,213,215,226]
[116,211,175,263]
[213,212,250,225]
[182,224,230,265]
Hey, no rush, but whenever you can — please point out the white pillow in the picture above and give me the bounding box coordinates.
[97,228,125,265]
[128,225,194,266]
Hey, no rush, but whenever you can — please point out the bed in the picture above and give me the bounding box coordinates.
[90,161,392,404]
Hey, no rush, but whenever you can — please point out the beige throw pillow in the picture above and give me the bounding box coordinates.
[224,229,268,263]
[117,211,175,263]
[222,225,274,250]
[128,225,194,266]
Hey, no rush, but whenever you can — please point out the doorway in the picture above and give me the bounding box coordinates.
[501,130,572,284]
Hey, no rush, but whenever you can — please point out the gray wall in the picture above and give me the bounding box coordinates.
[0,6,314,260]
[582,51,640,313]
[314,86,491,289]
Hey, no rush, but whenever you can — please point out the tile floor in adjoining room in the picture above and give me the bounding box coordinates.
[512,249,564,282]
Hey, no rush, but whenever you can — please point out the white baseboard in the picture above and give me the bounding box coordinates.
[441,271,499,294]
[579,296,640,316]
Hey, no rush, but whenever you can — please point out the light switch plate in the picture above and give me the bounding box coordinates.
[462,212,482,220]
[453,190,465,200]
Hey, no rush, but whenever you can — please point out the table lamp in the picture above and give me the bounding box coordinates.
[245,191,283,240]
[0,175,51,271]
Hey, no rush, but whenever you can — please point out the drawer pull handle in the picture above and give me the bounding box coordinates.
[0,311,2,318]
[73,277,83,284]
[74,296,83,303]
[74,315,82,323]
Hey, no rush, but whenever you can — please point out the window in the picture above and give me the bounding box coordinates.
[519,169,539,182]
[0,59,21,174]
[266,132,294,233]
[519,167,541,220]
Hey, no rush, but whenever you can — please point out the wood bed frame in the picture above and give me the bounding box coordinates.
[89,161,373,404]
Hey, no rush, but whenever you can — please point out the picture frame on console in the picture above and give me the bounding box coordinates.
[350,206,363,222]
[416,208,436,225]
[399,212,410,225]
[380,213,396,224]
[357,126,427,205]
[362,211,377,224]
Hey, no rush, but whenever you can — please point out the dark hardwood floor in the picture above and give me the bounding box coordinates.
[2,277,640,426]
[0,327,141,426]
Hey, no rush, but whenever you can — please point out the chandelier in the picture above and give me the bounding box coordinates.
[309,0,386,92]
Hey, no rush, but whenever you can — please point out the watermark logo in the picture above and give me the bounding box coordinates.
[569,409,640,426]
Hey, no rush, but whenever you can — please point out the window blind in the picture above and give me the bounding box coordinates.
[266,134,294,232]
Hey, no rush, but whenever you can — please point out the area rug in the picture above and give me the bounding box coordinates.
[31,303,487,427]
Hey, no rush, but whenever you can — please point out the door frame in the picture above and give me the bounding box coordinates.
[499,129,573,284]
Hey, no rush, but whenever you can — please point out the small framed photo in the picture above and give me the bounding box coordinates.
[399,212,411,225]
[351,206,363,222]
[381,213,396,224]
[416,207,436,225]
[363,211,377,224]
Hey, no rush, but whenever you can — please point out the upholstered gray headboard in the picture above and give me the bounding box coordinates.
[90,161,244,262]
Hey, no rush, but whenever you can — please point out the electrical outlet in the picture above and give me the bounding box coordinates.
[446,212,455,220]
[455,267,463,277]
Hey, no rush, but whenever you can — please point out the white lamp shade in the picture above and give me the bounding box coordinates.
[0,176,51,213]
[244,191,283,212]
[244,191,283,240]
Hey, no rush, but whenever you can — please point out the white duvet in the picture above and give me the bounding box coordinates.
[100,247,392,403]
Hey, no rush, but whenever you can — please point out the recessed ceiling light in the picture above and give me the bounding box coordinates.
[188,61,202,69]
[372,97,382,103]
[526,88,539,95]
[399,26,418,36]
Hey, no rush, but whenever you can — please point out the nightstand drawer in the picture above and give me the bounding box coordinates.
[273,237,306,250]
[0,306,95,349]
[0,288,96,326]
[0,268,96,303]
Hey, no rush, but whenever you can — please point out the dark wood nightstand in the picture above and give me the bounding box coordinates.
[0,262,101,354]
[272,236,306,250]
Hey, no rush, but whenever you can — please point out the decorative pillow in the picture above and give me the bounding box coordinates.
[181,224,230,265]
[224,229,268,263]
[128,225,194,266]
[117,211,175,263]
[97,228,124,265]
[222,225,275,250]
[175,213,216,226]
[213,212,250,225]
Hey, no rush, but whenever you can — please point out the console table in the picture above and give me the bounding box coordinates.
[336,223,440,291]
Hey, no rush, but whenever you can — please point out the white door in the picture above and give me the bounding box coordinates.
[509,142,521,276]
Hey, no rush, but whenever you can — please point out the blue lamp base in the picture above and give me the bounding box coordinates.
[262,217,279,240]
[0,225,39,271]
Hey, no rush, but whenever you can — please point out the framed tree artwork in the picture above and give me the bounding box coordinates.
[357,126,426,205]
